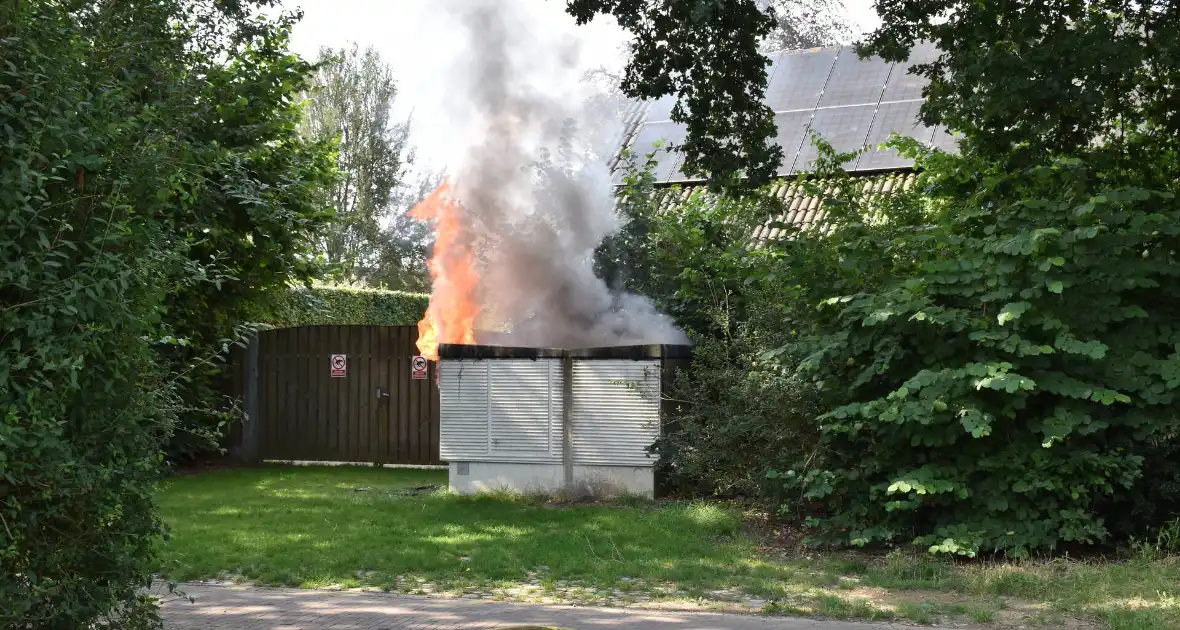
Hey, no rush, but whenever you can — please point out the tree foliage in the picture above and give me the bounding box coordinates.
[863,0,1180,161]
[300,45,429,291]
[2,5,178,624]
[780,140,1180,556]
[1,0,335,625]
[371,169,440,292]
[595,149,777,337]
[768,2,1180,555]
[589,0,1180,559]
[760,0,852,51]
[161,10,337,461]
[620,55,1180,557]
[567,0,781,192]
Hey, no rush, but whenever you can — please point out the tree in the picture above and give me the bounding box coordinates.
[366,169,442,292]
[762,2,1180,555]
[300,45,416,285]
[861,0,1180,162]
[161,10,338,461]
[567,0,781,192]
[761,0,852,51]
[1,0,335,625]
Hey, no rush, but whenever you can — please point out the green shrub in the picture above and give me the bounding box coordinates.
[2,3,180,626]
[270,285,429,327]
[2,0,335,625]
[152,4,337,463]
[655,333,820,502]
[637,134,1180,556]
[775,143,1180,557]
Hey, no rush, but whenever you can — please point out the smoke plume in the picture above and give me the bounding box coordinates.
[423,0,688,349]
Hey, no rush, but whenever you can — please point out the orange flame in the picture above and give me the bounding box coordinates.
[410,181,480,360]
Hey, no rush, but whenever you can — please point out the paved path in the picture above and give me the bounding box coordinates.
[160,583,924,630]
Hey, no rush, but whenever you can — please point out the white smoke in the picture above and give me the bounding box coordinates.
[420,0,689,348]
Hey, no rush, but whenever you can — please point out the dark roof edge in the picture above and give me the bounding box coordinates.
[438,343,694,360]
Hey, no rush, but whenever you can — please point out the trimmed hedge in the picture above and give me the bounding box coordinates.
[271,285,429,327]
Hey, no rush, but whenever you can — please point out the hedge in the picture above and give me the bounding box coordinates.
[270,285,429,327]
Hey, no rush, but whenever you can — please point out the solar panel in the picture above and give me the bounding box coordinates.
[903,40,941,68]
[628,121,688,182]
[765,48,838,112]
[642,94,678,123]
[880,67,923,103]
[615,39,956,185]
[881,40,938,102]
[772,110,817,175]
[855,100,931,171]
[816,47,893,108]
[794,104,877,171]
[929,126,959,153]
[664,153,695,183]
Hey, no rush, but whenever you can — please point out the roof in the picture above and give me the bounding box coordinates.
[751,171,918,243]
[611,43,954,185]
[629,171,919,245]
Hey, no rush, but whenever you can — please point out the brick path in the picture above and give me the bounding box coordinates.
[159,583,925,630]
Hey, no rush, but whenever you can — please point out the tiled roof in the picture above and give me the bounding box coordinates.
[627,171,918,244]
[752,171,917,243]
[606,99,652,174]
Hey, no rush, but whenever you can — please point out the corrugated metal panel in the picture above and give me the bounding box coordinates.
[439,360,489,461]
[570,360,661,467]
[549,359,564,458]
[440,358,566,464]
[488,359,560,463]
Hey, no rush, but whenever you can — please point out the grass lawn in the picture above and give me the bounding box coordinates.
[157,465,1180,629]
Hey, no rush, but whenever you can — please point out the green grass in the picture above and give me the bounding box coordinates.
[157,466,1180,628]
[157,465,766,591]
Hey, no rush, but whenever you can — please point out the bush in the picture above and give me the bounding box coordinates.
[153,6,337,462]
[775,143,1180,557]
[655,333,820,503]
[597,148,784,338]
[609,148,832,507]
[2,0,335,625]
[1099,434,1180,543]
[270,285,429,327]
[2,3,182,626]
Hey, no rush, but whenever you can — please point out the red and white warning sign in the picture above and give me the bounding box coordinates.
[411,355,428,380]
[330,353,347,377]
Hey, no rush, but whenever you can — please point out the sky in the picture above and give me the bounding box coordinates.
[282,0,882,176]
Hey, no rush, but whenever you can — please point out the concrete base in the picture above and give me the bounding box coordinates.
[447,461,654,498]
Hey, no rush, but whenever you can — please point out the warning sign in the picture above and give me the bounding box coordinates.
[411,355,428,380]
[330,354,347,377]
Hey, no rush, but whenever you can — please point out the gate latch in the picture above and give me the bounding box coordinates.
[375,387,390,400]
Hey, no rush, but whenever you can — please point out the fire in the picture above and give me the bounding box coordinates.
[409,181,480,360]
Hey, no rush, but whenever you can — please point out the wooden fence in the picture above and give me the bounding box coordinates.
[233,325,440,465]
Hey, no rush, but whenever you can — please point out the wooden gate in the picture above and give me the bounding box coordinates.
[235,325,440,465]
